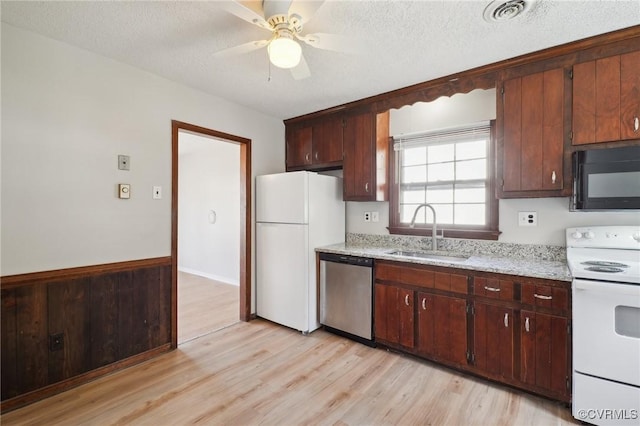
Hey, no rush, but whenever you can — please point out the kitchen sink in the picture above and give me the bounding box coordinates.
[387,250,469,262]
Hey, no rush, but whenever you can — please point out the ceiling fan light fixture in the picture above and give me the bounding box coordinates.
[268,35,301,69]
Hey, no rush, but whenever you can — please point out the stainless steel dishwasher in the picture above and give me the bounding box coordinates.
[319,253,374,346]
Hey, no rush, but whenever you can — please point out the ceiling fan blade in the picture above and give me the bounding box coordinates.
[219,1,270,30]
[288,1,326,23]
[296,32,363,54]
[213,39,269,58]
[290,53,311,80]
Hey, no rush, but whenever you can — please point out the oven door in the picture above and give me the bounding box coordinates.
[573,278,640,387]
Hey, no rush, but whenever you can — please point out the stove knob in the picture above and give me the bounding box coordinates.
[582,231,595,239]
[571,231,582,239]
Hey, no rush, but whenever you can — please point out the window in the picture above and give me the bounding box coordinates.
[389,121,499,240]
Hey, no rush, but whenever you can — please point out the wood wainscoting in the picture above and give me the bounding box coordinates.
[0,257,172,412]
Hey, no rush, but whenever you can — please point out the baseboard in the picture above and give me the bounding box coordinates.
[177,266,239,286]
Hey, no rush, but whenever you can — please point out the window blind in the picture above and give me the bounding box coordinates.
[393,121,491,151]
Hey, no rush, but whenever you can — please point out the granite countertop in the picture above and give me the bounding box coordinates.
[316,242,572,282]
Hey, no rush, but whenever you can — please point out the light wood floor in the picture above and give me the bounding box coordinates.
[2,318,578,425]
[178,271,239,344]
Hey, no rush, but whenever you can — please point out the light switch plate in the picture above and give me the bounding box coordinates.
[118,183,131,199]
[153,186,162,199]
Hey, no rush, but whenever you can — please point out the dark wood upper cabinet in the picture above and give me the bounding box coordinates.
[573,51,640,145]
[500,67,565,197]
[343,111,389,201]
[312,118,343,165]
[286,115,343,171]
[286,125,313,169]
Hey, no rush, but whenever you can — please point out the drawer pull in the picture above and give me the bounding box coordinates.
[551,171,556,184]
[525,317,530,332]
[484,286,501,292]
[305,153,310,162]
[365,182,370,193]
[534,293,553,300]
[635,116,639,132]
[504,312,509,328]
[314,152,318,161]
[422,298,427,310]
[405,294,410,306]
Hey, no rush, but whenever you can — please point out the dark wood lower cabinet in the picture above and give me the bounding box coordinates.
[418,292,467,365]
[520,310,570,398]
[374,283,414,349]
[0,258,172,407]
[374,260,571,403]
[473,302,515,380]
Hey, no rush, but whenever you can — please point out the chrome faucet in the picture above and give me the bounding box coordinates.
[410,203,438,251]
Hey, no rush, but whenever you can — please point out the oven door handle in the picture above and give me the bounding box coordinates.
[574,279,640,297]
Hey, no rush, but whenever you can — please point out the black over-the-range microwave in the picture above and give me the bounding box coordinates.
[572,145,640,211]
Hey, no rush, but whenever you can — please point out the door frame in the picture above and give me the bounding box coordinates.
[171,120,252,348]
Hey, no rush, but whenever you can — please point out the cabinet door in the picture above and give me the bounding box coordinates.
[417,292,435,357]
[521,310,570,397]
[286,126,313,169]
[374,283,414,349]
[431,294,468,365]
[313,118,343,165]
[343,112,375,200]
[620,50,640,140]
[502,68,564,193]
[473,302,515,379]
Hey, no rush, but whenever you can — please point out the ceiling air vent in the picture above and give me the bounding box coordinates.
[483,0,536,22]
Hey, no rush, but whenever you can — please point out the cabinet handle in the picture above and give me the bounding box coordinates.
[305,153,311,162]
[422,298,427,310]
[635,116,639,132]
[504,313,509,328]
[525,317,530,332]
[534,293,553,300]
[365,182,370,193]
[551,171,556,184]
[484,286,501,292]
[405,294,410,306]
[314,152,319,161]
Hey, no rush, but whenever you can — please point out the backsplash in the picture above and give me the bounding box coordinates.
[346,233,566,262]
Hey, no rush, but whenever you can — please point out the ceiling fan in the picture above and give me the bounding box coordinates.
[215,0,357,80]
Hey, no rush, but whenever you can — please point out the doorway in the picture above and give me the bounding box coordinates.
[171,121,251,348]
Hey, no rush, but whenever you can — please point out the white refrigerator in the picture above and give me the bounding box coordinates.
[256,171,345,333]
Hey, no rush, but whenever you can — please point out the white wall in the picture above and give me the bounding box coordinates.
[1,24,284,310]
[347,199,640,246]
[178,133,240,285]
[349,88,640,246]
[390,89,496,136]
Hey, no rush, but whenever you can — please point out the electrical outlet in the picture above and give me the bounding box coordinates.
[364,212,371,222]
[371,211,379,222]
[49,333,64,352]
[518,211,538,227]
[153,186,162,199]
[118,155,130,171]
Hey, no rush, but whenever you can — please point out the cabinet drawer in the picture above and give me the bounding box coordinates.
[521,283,568,311]
[474,277,515,300]
[375,262,435,289]
[375,262,402,282]
[435,272,469,294]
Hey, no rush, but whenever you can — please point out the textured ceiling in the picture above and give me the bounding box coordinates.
[2,1,639,120]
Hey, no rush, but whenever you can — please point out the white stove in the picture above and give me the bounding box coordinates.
[567,226,640,426]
